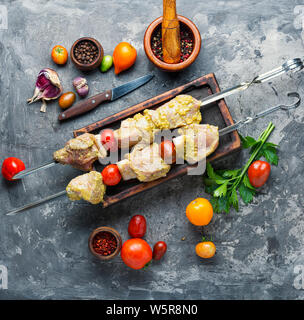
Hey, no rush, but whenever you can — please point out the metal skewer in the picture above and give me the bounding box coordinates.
[5,92,301,216]
[13,160,58,180]
[6,190,66,216]
[12,58,304,181]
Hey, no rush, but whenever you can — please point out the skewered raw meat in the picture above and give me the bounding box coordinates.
[66,171,106,204]
[144,95,202,130]
[173,124,219,164]
[64,125,219,204]
[114,112,156,148]
[52,95,202,172]
[126,143,171,182]
[114,95,202,148]
[53,133,106,171]
[116,159,137,181]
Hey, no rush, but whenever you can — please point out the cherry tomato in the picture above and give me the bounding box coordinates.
[248,160,271,188]
[51,45,68,65]
[121,238,152,270]
[128,215,147,238]
[101,164,121,186]
[2,157,25,181]
[58,92,76,110]
[186,198,213,226]
[152,241,167,261]
[100,129,118,152]
[160,140,176,164]
[196,241,216,259]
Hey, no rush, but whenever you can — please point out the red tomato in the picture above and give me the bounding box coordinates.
[101,164,121,186]
[100,129,118,152]
[58,92,76,110]
[248,160,271,188]
[2,157,25,181]
[160,140,176,164]
[152,241,167,260]
[128,215,147,238]
[121,238,152,270]
[51,45,68,65]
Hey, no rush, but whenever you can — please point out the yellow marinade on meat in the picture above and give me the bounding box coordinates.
[144,94,202,130]
[66,171,106,204]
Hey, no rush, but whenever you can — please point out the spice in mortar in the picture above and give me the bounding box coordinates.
[151,25,194,63]
[92,231,117,256]
[74,41,99,64]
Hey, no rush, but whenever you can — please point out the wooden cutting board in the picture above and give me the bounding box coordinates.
[73,73,241,207]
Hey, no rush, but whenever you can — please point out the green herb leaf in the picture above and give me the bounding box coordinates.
[204,123,278,213]
[229,189,239,211]
[206,162,223,180]
[217,196,230,213]
[240,135,258,149]
[210,197,220,213]
[213,182,228,198]
[239,182,255,204]
[261,145,278,165]
[222,169,240,178]
[242,174,256,190]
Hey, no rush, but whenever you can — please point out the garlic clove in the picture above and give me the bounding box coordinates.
[73,76,89,98]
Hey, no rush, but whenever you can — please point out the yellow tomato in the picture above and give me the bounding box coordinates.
[113,42,137,74]
[195,241,216,258]
[51,45,68,65]
[186,198,213,226]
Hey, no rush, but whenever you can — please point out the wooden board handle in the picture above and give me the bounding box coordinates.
[162,0,181,64]
[58,90,112,121]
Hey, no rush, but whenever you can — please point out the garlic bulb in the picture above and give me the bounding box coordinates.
[27,68,63,112]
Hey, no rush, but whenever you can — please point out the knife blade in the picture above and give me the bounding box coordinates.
[58,73,154,121]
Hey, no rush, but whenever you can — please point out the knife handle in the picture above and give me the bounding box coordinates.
[58,90,112,121]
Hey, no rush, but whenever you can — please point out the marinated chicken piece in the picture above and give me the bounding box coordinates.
[173,124,219,164]
[114,95,202,149]
[127,143,171,182]
[114,112,157,148]
[144,95,202,130]
[116,159,136,181]
[53,133,103,171]
[66,171,106,204]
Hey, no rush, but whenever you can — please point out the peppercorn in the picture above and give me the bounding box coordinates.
[151,25,194,63]
[74,40,99,65]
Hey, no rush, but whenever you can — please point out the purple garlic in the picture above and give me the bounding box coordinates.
[27,68,63,112]
[73,76,89,98]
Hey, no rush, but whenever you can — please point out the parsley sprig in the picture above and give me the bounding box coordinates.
[204,122,278,213]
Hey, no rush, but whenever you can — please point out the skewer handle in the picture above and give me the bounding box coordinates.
[201,58,304,108]
[219,92,301,136]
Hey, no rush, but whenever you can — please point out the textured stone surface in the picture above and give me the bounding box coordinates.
[0,0,304,299]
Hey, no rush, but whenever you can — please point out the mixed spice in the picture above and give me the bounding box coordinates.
[92,231,117,256]
[74,40,99,64]
[151,24,194,63]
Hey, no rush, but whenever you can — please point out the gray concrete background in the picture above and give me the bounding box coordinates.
[0,0,304,299]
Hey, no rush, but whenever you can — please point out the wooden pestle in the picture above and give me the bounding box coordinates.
[162,0,181,64]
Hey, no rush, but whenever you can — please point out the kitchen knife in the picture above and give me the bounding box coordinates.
[58,73,154,121]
